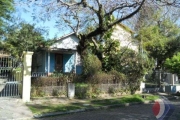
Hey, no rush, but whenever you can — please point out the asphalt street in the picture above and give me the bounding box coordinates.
[35,99,180,120]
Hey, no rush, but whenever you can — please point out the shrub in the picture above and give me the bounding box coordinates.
[82,53,102,77]
[31,76,68,87]
[75,83,89,99]
[85,70,125,84]
[75,83,101,99]
[109,70,126,83]
[108,87,116,94]
[86,72,113,84]
[31,86,45,97]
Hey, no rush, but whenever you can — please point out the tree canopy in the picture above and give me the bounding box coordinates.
[1,23,46,59]
[14,0,180,56]
[0,0,14,35]
[164,52,180,77]
[137,18,180,70]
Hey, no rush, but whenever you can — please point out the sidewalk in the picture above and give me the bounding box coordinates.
[0,98,33,120]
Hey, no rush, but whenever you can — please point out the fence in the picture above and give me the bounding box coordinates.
[0,55,23,97]
[31,81,127,98]
[31,72,48,77]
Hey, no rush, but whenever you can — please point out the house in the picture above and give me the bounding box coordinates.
[32,24,138,75]
[32,33,82,75]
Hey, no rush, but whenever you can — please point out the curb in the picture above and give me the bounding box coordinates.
[33,100,155,119]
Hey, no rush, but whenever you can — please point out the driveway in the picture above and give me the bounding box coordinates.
[0,98,33,120]
[35,98,180,120]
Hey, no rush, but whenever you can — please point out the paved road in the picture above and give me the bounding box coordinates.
[36,99,180,120]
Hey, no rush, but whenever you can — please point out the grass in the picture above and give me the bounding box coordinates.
[27,94,159,115]
[27,104,85,115]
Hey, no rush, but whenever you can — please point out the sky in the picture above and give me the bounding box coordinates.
[14,2,66,40]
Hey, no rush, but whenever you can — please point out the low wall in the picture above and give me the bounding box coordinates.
[31,83,128,98]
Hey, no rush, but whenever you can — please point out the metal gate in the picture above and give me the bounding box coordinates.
[0,55,23,97]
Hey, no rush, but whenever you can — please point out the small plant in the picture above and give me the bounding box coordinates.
[108,87,116,94]
[52,89,60,96]
[31,86,45,97]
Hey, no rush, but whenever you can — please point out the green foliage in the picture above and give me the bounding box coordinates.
[82,53,102,77]
[108,87,116,94]
[164,52,180,76]
[115,47,153,76]
[101,38,120,71]
[2,23,46,59]
[75,84,101,99]
[0,0,14,35]
[84,16,120,72]
[99,29,120,71]
[52,89,61,96]
[31,86,45,97]
[137,18,180,69]
[109,70,126,83]
[113,47,153,94]
[31,76,67,87]
[85,71,125,84]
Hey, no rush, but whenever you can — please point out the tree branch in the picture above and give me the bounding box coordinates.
[108,0,146,28]
[105,2,138,17]
[85,0,145,39]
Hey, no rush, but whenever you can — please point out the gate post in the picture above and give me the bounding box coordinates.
[22,51,33,102]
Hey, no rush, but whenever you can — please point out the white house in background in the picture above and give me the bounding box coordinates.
[32,24,138,75]
[111,23,138,51]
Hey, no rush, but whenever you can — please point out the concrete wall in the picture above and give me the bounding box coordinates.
[50,53,55,72]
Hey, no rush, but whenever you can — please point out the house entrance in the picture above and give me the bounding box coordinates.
[0,56,23,97]
[55,54,63,72]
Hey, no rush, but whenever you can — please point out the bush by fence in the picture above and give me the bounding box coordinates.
[75,83,128,99]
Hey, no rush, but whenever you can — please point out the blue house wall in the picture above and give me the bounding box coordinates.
[36,51,82,74]
[43,52,75,73]
[50,53,55,72]
[76,65,82,74]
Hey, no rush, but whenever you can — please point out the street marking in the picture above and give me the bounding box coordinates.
[152,97,175,120]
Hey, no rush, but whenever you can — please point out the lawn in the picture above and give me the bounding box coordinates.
[27,94,159,115]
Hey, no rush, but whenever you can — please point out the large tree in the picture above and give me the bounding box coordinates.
[15,0,146,56]
[2,23,46,59]
[15,0,180,56]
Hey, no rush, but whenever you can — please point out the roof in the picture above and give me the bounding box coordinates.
[56,32,76,41]
[55,23,133,41]
[116,23,134,34]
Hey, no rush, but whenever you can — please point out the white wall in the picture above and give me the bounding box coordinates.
[50,34,79,50]
[111,24,138,51]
